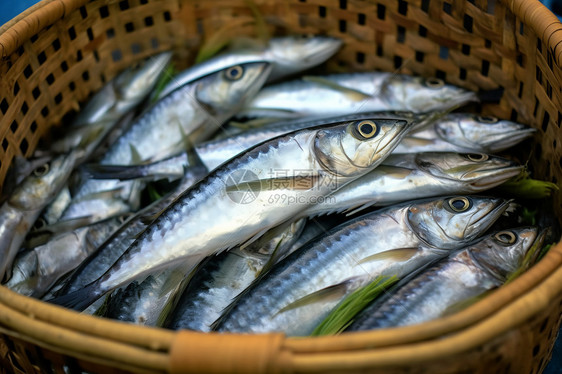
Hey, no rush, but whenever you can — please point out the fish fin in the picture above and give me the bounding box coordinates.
[357,248,419,265]
[81,164,151,181]
[344,201,378,217]
[157,263,193,299]
[239,227,271,251]
[274,280,355,316]
[302,76,371,101]
[47,281,104,311]
[139,210,164,226]
[129,144,143,165]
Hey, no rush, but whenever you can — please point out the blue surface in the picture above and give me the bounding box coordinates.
[0,1,561,373]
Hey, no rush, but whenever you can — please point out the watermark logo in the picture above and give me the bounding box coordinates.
[224,168,341,205]
[224,169,260,204]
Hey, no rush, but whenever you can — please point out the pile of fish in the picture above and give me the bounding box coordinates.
[0,36,555,336]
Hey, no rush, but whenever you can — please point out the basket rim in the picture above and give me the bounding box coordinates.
[0,0,562,372]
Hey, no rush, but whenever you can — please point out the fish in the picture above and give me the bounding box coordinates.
[0,151,83,281]
[84,150,522,220]
[102,264,192,326]
[163,218,306,331]
[238,73,478,119]
[302,152,523,217]
[5,215,127,298]
[395,113,536,154]
[43,53,173,156]
[157,35,342,99]
[49,116,415,311]
[71,52,173,128]
[345,226,540,331]
[211,196,511,336]
[60,61,272,221]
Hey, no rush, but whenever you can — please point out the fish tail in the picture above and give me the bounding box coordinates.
[47,281,104,311]
[81,164,146,181]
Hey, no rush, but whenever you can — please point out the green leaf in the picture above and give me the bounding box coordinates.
[151,63,177,101]
[494,170,559,199]
[310,275,398,336]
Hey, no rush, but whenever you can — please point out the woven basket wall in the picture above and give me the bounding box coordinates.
[0,0,562,373]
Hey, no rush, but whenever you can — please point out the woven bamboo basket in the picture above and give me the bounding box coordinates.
[0,0,562,372]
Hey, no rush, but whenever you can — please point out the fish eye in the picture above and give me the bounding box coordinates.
[224,65,245,81]
[32,218,47,231]
[494,230,517,245]
[33,163,50,177]
[446,197,472,213]
[475,115,499,124]
[464,153,489,162]
[352,120,379,139]
[424,78,445,89]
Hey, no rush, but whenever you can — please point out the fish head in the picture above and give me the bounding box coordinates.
[433,114,537,153]
[314,118,413,177]
[407,196,510,249]
[114,52,173,103]
[381,75,478,113]
[415,152,523,191]
[265,36,343,80]
[8,152,79,211]
[195,62,272,114]
[469,226,539,281]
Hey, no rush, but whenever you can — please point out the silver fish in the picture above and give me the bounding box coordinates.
[72,52,173,128]
[102,263,191,326]
[346,226,540,331]
[50,116,415,310]
[212,196,511,336]
[5,215,126,298]
[81,111,423,181]
[61,61,272,221]
[0,151,82,281]
[157,35,342,99]
[239,73,478,119]
[163,218,306,331]
[45,53,173,156]
[395,113,536,154]
[302,152,523,217]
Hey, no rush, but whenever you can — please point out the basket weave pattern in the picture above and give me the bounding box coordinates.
[0,0,561,373]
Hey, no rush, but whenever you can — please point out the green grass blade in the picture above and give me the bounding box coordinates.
[310,275,398,336]
[151,63,177,102]
[494,170,559,199]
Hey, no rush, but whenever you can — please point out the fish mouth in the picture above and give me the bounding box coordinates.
[362,120,415,168]
[466,166,523,190]
[300,38,343,66]
[448,91,480,110]
[480,128,536,152]
[466,198,512,236]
